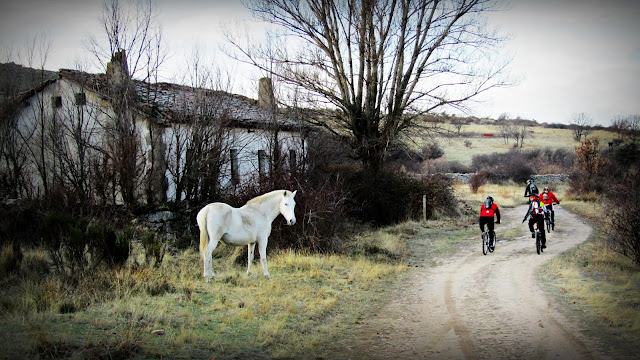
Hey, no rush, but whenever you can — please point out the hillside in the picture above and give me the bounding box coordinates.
[432,120,617,167]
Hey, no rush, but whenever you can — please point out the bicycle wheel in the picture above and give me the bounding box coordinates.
[546,218,551,233]
[489,231,496,252]
[536,231,541,255]
[482,232,489,255]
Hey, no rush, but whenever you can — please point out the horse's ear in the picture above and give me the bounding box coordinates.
[292,190,297,198]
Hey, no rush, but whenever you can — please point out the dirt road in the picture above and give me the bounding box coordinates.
[329,205,622,359]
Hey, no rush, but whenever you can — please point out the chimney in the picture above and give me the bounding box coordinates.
[106,49,130,86]
[258,77,276,112]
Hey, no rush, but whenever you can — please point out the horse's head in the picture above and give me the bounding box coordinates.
[280,190,297,225]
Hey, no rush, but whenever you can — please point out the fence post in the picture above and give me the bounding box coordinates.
[423,194,427,223]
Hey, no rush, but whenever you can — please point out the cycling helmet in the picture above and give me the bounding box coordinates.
[527,179,532,185]
[543,187,549,191]
[529,195,538,201]
[487,196,494,202]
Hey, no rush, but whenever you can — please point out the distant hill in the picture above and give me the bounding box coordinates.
[0,62,58,102]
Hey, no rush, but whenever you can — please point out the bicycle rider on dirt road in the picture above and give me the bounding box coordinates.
[524,179,539,200]
[479,196,501,247]
[541,186,560,230]
[522,194,549,249]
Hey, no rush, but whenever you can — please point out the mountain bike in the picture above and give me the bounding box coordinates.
[545,214,552,233]
[535,222,544,255]
[482,229,496,255]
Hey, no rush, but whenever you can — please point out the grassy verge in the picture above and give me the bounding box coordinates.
[0,230,411,359]
[538,200,640,357]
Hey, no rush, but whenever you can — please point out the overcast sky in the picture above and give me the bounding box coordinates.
[1,0,638,126]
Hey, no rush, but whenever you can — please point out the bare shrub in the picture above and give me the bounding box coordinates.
[38,212,130,277]
[336,167,456,226]
[572,138,607,194]
[469,170,487,193]
[141,231,166,267]
[471,149,534,183]
[605,170,640,266]
[0,242,22,275]
[431,160,472,174]
[274,178,348,253]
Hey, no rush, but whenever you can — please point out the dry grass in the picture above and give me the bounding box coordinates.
[0,236,407,359]
[539,200,640,354]
[433,123,616,166]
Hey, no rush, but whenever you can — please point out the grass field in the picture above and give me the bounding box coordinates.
[0,240,408,359]
[434,122,617,166]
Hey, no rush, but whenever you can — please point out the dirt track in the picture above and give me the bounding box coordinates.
[328,205,624,359]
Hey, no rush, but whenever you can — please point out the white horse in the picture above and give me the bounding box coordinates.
[196,190,297,281]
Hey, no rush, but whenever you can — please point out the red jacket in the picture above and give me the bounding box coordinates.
[540,190,559,206]
[480,202,500,219]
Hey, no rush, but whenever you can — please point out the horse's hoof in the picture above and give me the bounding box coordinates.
[265,275,272,280]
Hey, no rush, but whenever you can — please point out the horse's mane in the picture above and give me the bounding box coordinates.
[246,190,288,206]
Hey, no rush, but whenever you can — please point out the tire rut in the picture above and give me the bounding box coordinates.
[326,205,617,359]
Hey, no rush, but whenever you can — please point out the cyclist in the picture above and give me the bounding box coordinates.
[522,194,549,249]
[524,179,539,199]
[540,186,560,230]
[479,196,501,248]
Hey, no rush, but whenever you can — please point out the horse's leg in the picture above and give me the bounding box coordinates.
[205,236,220,282]
[247,242,256,276]
[258,237,271,280]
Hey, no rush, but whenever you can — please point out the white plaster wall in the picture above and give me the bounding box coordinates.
[7,79,306,203]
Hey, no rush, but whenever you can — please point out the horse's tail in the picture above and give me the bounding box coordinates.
[196,205,209,260]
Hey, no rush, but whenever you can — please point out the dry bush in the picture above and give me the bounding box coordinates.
[430,159,472,174]
[469,170,488,193]
[332,166,456,226]
[0,242,22,275]
[470,147,575,183]
[605,169,640,266]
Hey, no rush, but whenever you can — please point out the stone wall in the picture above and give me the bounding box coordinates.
[445,173,474,183]
[445,173,569,184]
[530,174,570,184]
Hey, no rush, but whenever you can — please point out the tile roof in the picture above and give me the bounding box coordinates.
[56,69,303,130]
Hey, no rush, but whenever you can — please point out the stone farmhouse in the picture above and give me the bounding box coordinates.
[1,52,308,204]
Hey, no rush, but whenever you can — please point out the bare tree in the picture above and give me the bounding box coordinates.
[0,102,34,198]
[85,0,167,206]
[570,112,592,142]
[25,33,53,198]
[610,115,629,140]
[162,46,241,203]
[628,115,640,142]
[497,113,512,145]
[450,117,466,137]
[86,0,166,81]
[516,123,529,148]
[47,88,103,204]
[229,0,511,173]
